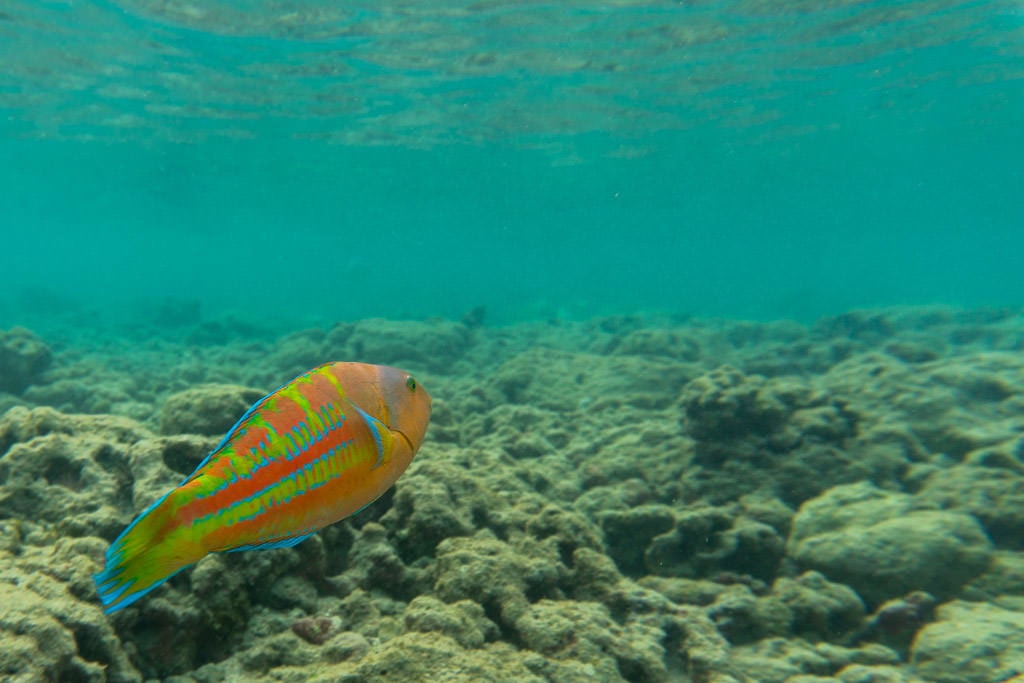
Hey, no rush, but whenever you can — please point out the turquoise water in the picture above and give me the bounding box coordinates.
[2,0,1022,331]
[3,5,1024,680]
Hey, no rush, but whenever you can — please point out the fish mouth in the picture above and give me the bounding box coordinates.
[395,429,416,453]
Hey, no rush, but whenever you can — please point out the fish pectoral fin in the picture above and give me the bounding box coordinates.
[352,405,395,469]
[225,532,314,553]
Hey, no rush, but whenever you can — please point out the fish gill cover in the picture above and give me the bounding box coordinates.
[0,1,1023,682]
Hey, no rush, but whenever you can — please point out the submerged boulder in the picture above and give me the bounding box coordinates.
[787,483,992,606]
[159,383,266,436]
[0,327,52,395]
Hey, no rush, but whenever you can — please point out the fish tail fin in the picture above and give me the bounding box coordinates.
[94,488,205,613]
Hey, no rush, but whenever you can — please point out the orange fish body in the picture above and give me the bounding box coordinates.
[94,362,431,613]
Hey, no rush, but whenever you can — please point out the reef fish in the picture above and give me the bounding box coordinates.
[94,361,431,613]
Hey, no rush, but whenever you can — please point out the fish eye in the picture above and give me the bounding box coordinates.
[406,376,417,392]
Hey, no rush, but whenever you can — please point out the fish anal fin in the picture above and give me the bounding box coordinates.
[224,532,314,553]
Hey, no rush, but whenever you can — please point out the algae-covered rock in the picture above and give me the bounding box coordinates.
[915,464,1024,548]
[3,309,1022,683]
[345,521,429,600]
[433,531,562,624]
[0,407,155,539]
[0,405,150,456]
[787,483,992,606]
[0,432,130,538]
[772,571,866,640]
[911,600,1024,683]
[0,326,52,395]
[964,550,1024,599]
[159,383,266,436]
[599,504,677,575]
[513,599,669,682]
[705,583,793,644]
[0,559,141,682]
[644,506,786,581]
[678,366,866,506]
[494,348,693,411]
[731,637,901,683]
[679,365,790,440]
[609,327,702,361]
[382,454,497,562]
[403,595,497,648]
[344,632,544,683]
[342,318,471,372]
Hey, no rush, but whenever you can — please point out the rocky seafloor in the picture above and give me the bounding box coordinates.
[1,307,1023,683]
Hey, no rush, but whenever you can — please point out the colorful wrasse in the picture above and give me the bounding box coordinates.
[94,362,431,613]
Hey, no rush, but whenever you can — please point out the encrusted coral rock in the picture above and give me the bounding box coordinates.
[513,599,669,682]
[772,571,866,639]
[915,464,1024,548]
[159,383,266,436]
[403,595,497,648]
[352,632,544,682]
[911,600,1024,683]
[680,366,790,440]
[787,483,992,606]
[342,318,471,371]
[644,506,786,581]
[0,560,140,682]
[433,531,560,624]
[0,326,52,395]
[0,408,154,539]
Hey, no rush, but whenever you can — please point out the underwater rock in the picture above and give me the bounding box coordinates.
[964,550,1024,600]
[599,504,677,575]
[341,318,471,372]
[679,366,790,441]
[573,418,690,503]
[911,599,1024,683]
[643,505,786,581]
[512,599,669,682]
[339,632,544,683]
[268,328,329,380]
[813,310,896,344]
[771,571,865,641]
[0,405,149,455]
[159,383,266,436]
[704,583,792,644]
[345,521,429,600]
[0,407,155,539]
[731,636,901,683]
[561,547,758,683]
[403,595,497,649]
[787,482,992,606]
[0,546,141,683]
[0,431,129,538]
[915,464,1024,549]
[608,327,702,361]
[493,348,693,412]
[848,591,935,654]
[320,630,370,663]
[680,366,857,446]
[0,326,52,395]
[381,453,497,562]
[678,366,865,506]
[269,575,319,614]
[233,629,321,675]
[433,531,563,625]
[3,309,1022,683]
